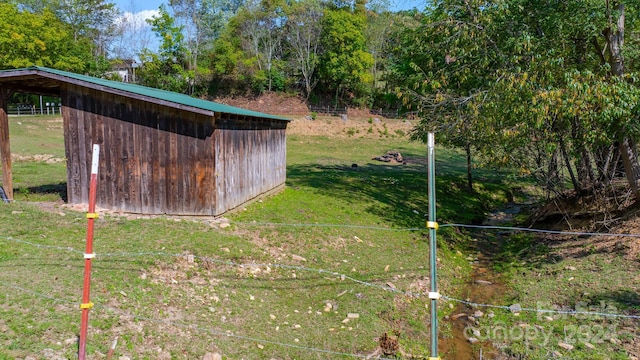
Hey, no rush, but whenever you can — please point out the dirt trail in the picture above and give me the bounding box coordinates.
[439,203,526,359]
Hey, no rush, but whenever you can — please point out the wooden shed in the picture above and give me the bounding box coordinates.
[0,66,289,216]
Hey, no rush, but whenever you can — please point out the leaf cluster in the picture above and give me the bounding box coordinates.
[392,0,640,194]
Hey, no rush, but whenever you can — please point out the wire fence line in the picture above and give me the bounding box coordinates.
[441,296,640,320]
[2,220,640,321]
[0,279,398,360]
[440,223,640,238]
[234,220,640,239]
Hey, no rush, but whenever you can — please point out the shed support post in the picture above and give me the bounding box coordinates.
[0,88,13,201]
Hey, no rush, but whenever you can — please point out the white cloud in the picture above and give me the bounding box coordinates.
[112,9,160,58]
[116,10,160,28]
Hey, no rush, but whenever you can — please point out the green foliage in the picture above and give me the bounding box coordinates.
[392,0,640,195]
[14,0,118,62]
[210,2,285,95]
[319,8,374,105]
[205,0,392,103]
[285,0,323,99]
[210,16,246,86]
[0,3,91,71]
[137,5,192,93]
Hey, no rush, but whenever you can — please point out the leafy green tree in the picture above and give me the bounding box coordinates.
[392,0,505,191]
[485,0,640,195]
[239,0,287,92]
[138,5,192,93]
[365,0,393,91]
[13,0,118,62]
[394,0,640,198]
[0,2,91,71]
[318,6,374,106]
[285,0,323,99]
[169,0,241,93]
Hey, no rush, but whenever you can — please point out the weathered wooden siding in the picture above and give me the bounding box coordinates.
[62,84,218,215]
[214,116,287,215]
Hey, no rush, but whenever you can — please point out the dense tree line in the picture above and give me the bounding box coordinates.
[392,0,640,198]
[1,0,409,108]
[121,0,407,108]
[3,0,640,198]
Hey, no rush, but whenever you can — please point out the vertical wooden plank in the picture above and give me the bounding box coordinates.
[214,125,224,215]
[139,100,152,214]
[181,109,192,214]
[262,128,269,192]
[177,108,189,215]
[81,89,94,204]
[187,111,199,214]
[102,92,117,211]
[61,86,72,203]
[60,90,71,202]
[156,105,168,214]
[240,125,248,200]
[191,117,201,214]
[0,89,12,201]
[195,115,215,215]
[167,108,179,214]
[190,116,201,214]
[127,100,141,213]
[66,87,83,204]
[124,101,139,213]
[92,88,106,208]
[258,129,265,193]
[148,103,158,214]
[114,101,127,212]
[204,117,216,215]
[224,127,235,211]
[79,89,90,203]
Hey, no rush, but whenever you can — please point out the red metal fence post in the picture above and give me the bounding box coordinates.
[79,144,100,359]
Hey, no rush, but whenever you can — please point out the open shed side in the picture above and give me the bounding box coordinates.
[0,67,289,216]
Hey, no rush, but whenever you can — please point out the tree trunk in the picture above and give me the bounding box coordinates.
[606,3,640,197]
[577,149,595,187]
[595,144,615,185]
[0,89,13,201]
[608,2,625,76]
[559,135,580,194]
[465,142,473,192]
[618,137,640,195]
[547,149,560,191]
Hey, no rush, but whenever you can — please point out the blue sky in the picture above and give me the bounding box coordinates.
[112,0,425,16]
[110,0,425,58]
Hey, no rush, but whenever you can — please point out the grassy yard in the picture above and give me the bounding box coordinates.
[469,225,640,359]
[0,115,518,359]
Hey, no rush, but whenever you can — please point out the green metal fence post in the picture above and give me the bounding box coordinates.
[427,132,440,360]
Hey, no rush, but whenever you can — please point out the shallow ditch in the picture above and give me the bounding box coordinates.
[439,203,528,359]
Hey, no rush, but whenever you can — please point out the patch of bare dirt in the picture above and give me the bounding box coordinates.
[214,92,408,120]
[214,92,415,138]
[530,187,640,262]
[214,92,310,115]
[286,116,414,138]
[12,154,65,163]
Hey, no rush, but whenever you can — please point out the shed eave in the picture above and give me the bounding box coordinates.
[36,70,217,117]
[0,67,290,121]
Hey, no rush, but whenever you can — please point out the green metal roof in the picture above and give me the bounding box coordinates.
[1,66,290,121]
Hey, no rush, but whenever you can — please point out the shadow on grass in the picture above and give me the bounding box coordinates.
[286,162,506,229]
[585,289,640,312]
[15,182,67,202]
